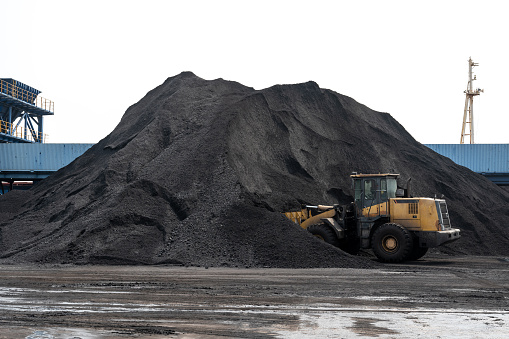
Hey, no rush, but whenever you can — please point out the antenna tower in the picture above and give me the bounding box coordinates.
[460,57,483,144]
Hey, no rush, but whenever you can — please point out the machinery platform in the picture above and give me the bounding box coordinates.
[0,78,54,143]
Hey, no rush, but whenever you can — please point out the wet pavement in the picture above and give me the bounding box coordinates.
[0,255,508,338]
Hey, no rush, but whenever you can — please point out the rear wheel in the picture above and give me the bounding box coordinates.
[307,224,340,247]
[407,242,429,261]
[408,246,428,260]
[371,223,413,263]
[407,234,429,260]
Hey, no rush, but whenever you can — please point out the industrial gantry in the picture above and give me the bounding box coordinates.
[0,78,54,143]
[460,57,483,144]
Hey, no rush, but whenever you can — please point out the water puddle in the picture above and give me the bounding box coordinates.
[274,306,509,338]
[25,328,108,339]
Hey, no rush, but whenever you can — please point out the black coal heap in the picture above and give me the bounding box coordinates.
[1,72,508,267]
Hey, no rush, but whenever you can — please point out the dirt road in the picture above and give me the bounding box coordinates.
[0,255,508,338]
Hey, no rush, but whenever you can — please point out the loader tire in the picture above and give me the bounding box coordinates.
[407,233,429,260]
[407,244,429,261]
[339,238,360,255]
[307,224,340,247]
[371,223,413,263]
[408,245,428,260]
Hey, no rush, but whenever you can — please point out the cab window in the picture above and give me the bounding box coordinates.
[387,178,397,199]
[364,179,376,201]
[354,179,362,205]
[380,178,387,201]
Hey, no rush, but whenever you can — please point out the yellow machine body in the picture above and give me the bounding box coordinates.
[360,198,444,232]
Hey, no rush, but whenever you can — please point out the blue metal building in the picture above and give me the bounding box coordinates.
[0,143,93,193]
[426,144,509,185]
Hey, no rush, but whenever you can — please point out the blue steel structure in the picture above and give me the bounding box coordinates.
[426,144,509,185]
[0,142,507,194]
[0,78,54,143]
[0,143,93,194]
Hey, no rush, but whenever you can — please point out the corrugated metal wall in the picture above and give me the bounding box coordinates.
[2,143,507,181]
[0,143,93,171]
[426,144,509,173]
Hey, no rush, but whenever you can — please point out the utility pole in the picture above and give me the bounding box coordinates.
[460,57,483,144]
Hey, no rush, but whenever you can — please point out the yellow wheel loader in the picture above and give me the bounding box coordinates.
[284,173,460,262]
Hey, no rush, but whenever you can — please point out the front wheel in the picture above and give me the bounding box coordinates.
[307,224,340,247]
[371,223,413,263]
[338,237,360,255]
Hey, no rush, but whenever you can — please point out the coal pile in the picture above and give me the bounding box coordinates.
[1,72,508,267]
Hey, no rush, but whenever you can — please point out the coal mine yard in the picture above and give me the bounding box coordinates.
[1,72,508,338]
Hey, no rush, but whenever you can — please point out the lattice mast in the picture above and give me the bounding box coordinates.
[460,57,483,144]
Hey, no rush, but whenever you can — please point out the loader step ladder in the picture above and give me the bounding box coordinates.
[439,201,451,229]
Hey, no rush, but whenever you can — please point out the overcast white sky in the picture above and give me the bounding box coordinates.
[2,0,508,144]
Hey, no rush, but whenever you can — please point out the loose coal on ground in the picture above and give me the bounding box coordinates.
[0,72,508,267]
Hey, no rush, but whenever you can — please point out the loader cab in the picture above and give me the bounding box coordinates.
[351,173,398,211]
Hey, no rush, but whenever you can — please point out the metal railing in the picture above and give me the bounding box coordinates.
[0,79,54,113]
[0,119,47,143]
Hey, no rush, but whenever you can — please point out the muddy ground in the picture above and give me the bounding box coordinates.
[0,255,507,339]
